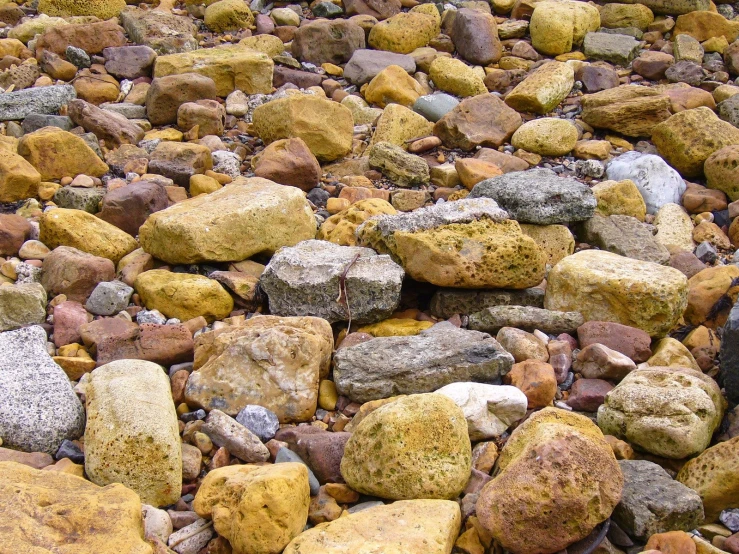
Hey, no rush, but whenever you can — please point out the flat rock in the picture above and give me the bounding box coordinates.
[579,214,670,264]
[429,288,545,319]
[469,305,584,334]
[583,32,641,65]
[201,409,270,463]
[0,85,76,121]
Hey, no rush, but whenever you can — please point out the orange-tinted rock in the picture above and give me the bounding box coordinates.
[504,360,557,409]
[644,530,697,554]
[0,214,32,256]
[95,323,194,367]
[41,246,116,303]
[253,137,322,192]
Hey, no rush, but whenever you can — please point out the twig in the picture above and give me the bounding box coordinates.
[336,253,360,334]
[167,521,213,549]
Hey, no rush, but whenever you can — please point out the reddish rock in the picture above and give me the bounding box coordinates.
[504,360,557,409]
[68,99,145,148]
[52,301,89,348]
[464,468,492,495]
[253,137,322,191]
[41,246,116,303]
[0,214,32,256]
[575,64,620,93]
[291,431,351,484]
[566,379,613,412]
[177,99,226,138]
[79,317,139,349]
[632,51,674,81]
[451,9,502,66]
[682,186,728,214]
[573,343,636,380]
[35,19,126,58]
[273,66,323,89]
[97,181,169,236]
[669,250,707,279]
[577,321,652,363]
[344,0,400,20]
[547,339,573,383]
[95,323,194,366]
[103,45,157,80]
[0,446,53,469]
[644,531,697,554]
[146,73,217,126]
[170,369,189,405]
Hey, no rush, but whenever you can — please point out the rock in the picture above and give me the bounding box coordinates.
[677,436,739,522]
[368,11,439,54]
[597,367,725,459]
[186,315,332,422]
[566,379,613,412]
[94,323,194,368]
[193,463,309,554]
[581,86,672,138]
[0,85,76,122]
[52,186,105,214]
[253,137,321,191]
[0,461,153,554]
[235,405,280,442]
[39,208,138,264]
[41,246,115,303]
[476,408,623,554]
[451,8,502,66]
[0,214,32,256]
[544,250,688,337]
[583,32,641,65]
[433,93,522,150]
[37,0,124,18]
[365,64,425,108]
[0,282,45,331]
[600,0,706,16]
[68,99,144,148]
[139,178,316,264]
[469,168,596,224]
[684,265,739,328]
[35,19,126,58]
[146,142,212,187]
[17,127,108,181]
[97,181,169,237]
[721,302,739,404]
[340,393,471,500]
[654,203,695,252]
[505,359,558,408]
[333,322,514,403]
[0,151,40,203]
[435,383,527,441]
[705,145,739,201]
[469,305,584,334]
[260,240,403,324]
[429,56,487,98]
[51,300,87,347]
[579,214,670,264]
[120,9,198,55]
[201,409,270,463]
[578,321,652,363]
[357,198,546,288]
[283,499,461,554]
[614,460,704,540]
[103,45,157,80]
[292,19,365,65]
[177,100,225,138]
[343,49,415,85]
[511,118,579,156]
[674,10,739,43]
[368,141,429,187]
[146,73,217,126]
[204,0,254,32]
[574,343,637,380]
[369,103,434,148]
[85,281,133,316]
[652,107,739,178]
[576,64,620,93]
[252,94,353,162]
[134,270,233,323]
[496,327,548,363]
[600,3,654,30]
[0,326,84,454]
[505,61,575,114]
[413,93,459,123]
[84,360,180,507]
[344,0,399,20]
[318,198,397,246]
[529,1,600,56]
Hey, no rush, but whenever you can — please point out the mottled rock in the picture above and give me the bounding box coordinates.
[201,409,270,463]
[0,283,46,332]
[469,305,584,335]
[579,214,670,264]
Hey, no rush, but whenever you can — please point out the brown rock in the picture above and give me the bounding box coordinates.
[474,148,530,173]
[253,137,322,191]
[147,142,213,187]
[291,431,351,484]
[684,265,739,328]
[38,50,78,81]
[97,181,169,237]
[68,99,144,148]
[0,447,53,469]
[52,300,88,348]
[577,321,652,363]
[309,487,343,525]
[177,100,225,138]
[632,51,674,80]
[273,66,323,89]
[504,359,557,409]
[0,214,32,256]
[573,343,637,380]
[566,379,613,412]
[576,64,620,93]
[451,9,502,66]
[73,69,119,105]
[41,246,115,303]
[146,73,217,126]
[79,316,139,349]
[344,0,400,20]
[291,19,365,65]
[644,531,697,554]
[35,19,126,58]
[95,323,194,367]
[581,86,672,137]
[103,45,157,80]
[669,250,707,279]
[682,186,728,214]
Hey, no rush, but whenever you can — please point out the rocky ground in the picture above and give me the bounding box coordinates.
[2,0,739,552]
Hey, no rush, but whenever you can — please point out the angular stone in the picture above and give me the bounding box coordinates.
[35,19,126,58]
[452,8,501,66]
[413,93,459,123]
[655,203,695,252]
[368,103,434,148]
[252,137,321,192]
[18,127,108,181]
[601,0,707,16]
[368,141,429,187]
[0,214,32,256]
[103,45,157,80]
[146,73,217,126]
[469,305,584,335]
[97,181,169,237]
[291,19,365,65]
[574,343,637,380]
[68,99,144,148]
[343,49,415,85]
[367,11,439,54]
[583,32,641,65]
[52,300,88,347]
[429,56,487,98]
[566,379,613,412]
[235,405,280,442]
[0,150,41,203]
[52,186,105,214]
[201,409,270,463]
[578,321,652,363]
[147,141,212,187]
[85,281,133,316]
[120,9,198,55]
[505,61,575,114]
[0,85,76,122]
[579,214,670,264]
[529,0,600,56]
[674,10,739,43]
[581,86,672,138]
[94,323,194,368]
[429,288,545,319]
[41,246,115,303]
[260,240,403,325]
[0,283,46,332]
[705,145,739,202]
[333,322,514,403]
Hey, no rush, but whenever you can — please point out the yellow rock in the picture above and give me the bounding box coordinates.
[8,16,68,43]
[368,12,439,54]
[318,198,397,246]
[581,86,672,138]
[677,436,739,522]
[143,128,183,141]
[544,249,689,337]
[0,135,17,153]
[204,0,254,32]
[154,45,273,96]
[134,269,234,322]
[505,61,575,114]
[194,463,310,554]
[674,10,739,43]
[0,461,152,554]
[368,103,434,149]
[54,355,97,380]
[17,127,108,181]
[646,337,700,371]
[530,1,601,55]
[519,223,575,266]
[654,203,694,252]
[39,208,138,264]
[364,64,425,108]
[84,360,181,507]
[358,318,435,337]
[0,150,41,203]
[705,144,739,202]
[240,34,285,58]
[712,84,739,103]
[139,178,316,264]
[319,379,339,410]
[189,174,222,196]
[599,3,654,30]
[37,0,125,19]
[429,56,487,98]
[322,63,343,76]
[684,264,739,326]
[573,139,613,160]
[592,179,647,221]
[283,499,461,554]
[683,325,720,352]
[340,94,384,125]
[43,457,86,477]
[511,117,579,156]
[0,37,25,57]
[703,35,729,54]
[252,94,353,162]
[38,181,60,201]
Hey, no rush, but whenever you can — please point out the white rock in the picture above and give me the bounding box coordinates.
[168,518,214,554]
[142,504,173,543]
[434,383,528,441]
[605,151,686,215]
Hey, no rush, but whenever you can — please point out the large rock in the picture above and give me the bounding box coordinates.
[583,31,641,65]
[468,305,584,335]
[0,283,46,332]
[469,168,597,224]
[0,461,152,554]
[722,301,739,404]
[0,151,41,203]
[120,8,198,55]
[35,19,126,57]
[41,246,115,303]
[581,86,672,138]
[146,73,217,126]
[705,145,739,202]
[97,181,169,237]
[260,240,403,325]
[193,463,310,554]
[597,367,725,459]
[340,393,471,500]
[252,94,353,162]
[17,126,108,180]
[505,61,575,114]
[368,11,439,54]
[674,10,739,43]
[451,8,502,66]
[333,322,514,403]
[578,214,670,264]
[139,178,316,264]
[292,19,365,65]
[38,0,125,20]
[476,408,623,554]
[68,99,145,148]
[357,198,546,288]
[0,85,76,122]
[84,360,181,507]
[0,326,84,454]
[185,316,333,422]
[153,45,273,96]
[530,1,600,56]
[435,383,527,441]
[283,499,461,554]
[652,106,739,178]
[614,460,704,541]
[544,250,688,337]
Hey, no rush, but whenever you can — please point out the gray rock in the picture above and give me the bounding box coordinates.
[333,322,515,403]
[612,460,704,541]
[429,287,545,319]
[0,326,85,454]
[342,49,416,86]
[168,518,214,554]
[85,281,134,316]
[666,60,705,87]
[412,93,460,123]
[0,85,76,122]
[21,114,74,134]
[65,45,91,68]
[52,187,105,214]
[721,301,739,404]
[718,94,739,129]
[0,283,46,332]
[312,1,343,17]
[120,9,198,55]
[469,169,596,224]
[260,240,404,325]
[605,151,686,214]
[695,241,718,264]
[348,501,385,513]
[137,309,167,325]
[583,32,641,66]
[368,141,430,187]
[211,150,241,178]
[275,447,320,495]
[720,509,739,533]
[468,305,584,334]
[235,405,280,442]
[579,215,670,264]
[575,159,605,178]
[598,26,643,39]
[201,409,270,463]
[102,102,147,119]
